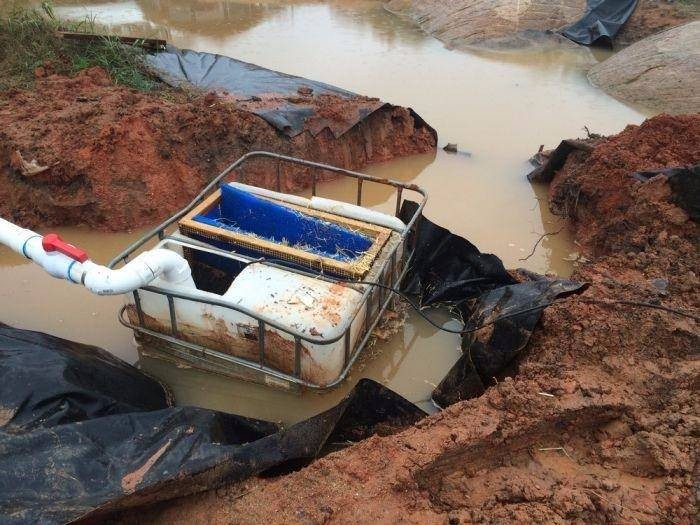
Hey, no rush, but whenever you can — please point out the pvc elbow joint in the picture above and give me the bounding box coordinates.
[82,250,193,295]
[0,219,192,296]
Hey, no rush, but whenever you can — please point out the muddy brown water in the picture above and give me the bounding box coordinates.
[0,0,650,424]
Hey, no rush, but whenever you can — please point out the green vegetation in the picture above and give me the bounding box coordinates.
[0,2,159,92]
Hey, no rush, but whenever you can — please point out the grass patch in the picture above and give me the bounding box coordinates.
[0,2,160,92]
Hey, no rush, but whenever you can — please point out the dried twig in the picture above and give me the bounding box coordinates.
[519,227,564,261]
[231,489,252,501]
[537,446,573,460]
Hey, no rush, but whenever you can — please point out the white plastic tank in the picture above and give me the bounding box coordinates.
[131,244,367,386]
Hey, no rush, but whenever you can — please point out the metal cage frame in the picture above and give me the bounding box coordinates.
[109,151,427,391]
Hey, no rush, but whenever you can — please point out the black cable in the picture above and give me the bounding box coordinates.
[242,257,699,333]
[579,298,700,322]
[242,258,554,335]
[348,279,549,335]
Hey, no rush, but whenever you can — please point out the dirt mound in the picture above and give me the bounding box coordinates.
[548,113,700,254]
[589,21,700,115]
[385,0,698,49]
[113,120,698,523]
[0,67,436,231]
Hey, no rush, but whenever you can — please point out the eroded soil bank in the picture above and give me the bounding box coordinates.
[588,21,700,115]
[115,113,699,524]
[385,0,699,49]
[0,66,435,231]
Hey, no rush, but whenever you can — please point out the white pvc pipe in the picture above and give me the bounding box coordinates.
[228,182,406,231]
[0,218,193,295]
[310,197,406,232]
[228,182,312,208]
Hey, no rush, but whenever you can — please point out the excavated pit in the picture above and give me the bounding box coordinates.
[1,3,698,522]
[113,113,699,524]
[0,66,436,231]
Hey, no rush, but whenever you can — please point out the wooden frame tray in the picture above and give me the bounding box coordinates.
[179,189,391,279]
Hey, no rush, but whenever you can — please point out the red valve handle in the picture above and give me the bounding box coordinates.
[42,233,89,263]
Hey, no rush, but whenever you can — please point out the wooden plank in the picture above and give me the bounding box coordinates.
[56,31,167,51]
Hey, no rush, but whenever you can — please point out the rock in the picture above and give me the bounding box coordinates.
[600,479,620,492]
[588,22,700,115]
[385,0,586,49]
[560,380,579,394]
[9,150,50,176]
[443,143,458,153]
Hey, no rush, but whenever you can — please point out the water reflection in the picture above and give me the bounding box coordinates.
[300,151,436,209]
[139,308,462,425]
[136,0,284,37]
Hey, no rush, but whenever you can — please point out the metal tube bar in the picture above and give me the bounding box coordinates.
[364,288,371,335]
[167,295,178,336]
[294,337,302,378]
[109,151,427,269]
[258,320,265,367]
[395,186,403,217]
[343,330,350,367]
[132,290,145,326]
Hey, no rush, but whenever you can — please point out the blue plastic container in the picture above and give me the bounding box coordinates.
[193,185,372,263]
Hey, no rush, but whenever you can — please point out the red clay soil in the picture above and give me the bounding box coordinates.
[110,115,698,523]
[0,67,436,231]
[617,0,700,47]
[549,113,700,254]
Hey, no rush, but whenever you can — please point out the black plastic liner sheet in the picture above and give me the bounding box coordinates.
[560,0,639,47]
[399,200,517,310]
[632,164,700,222]
[0,324,424,524]
[147,46,387,138]
[401,201,585,407]
[526,139,595,183]
[433,278,585,407]
[398,201,585,406]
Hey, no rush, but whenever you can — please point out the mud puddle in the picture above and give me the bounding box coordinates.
[2,0,650,424]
